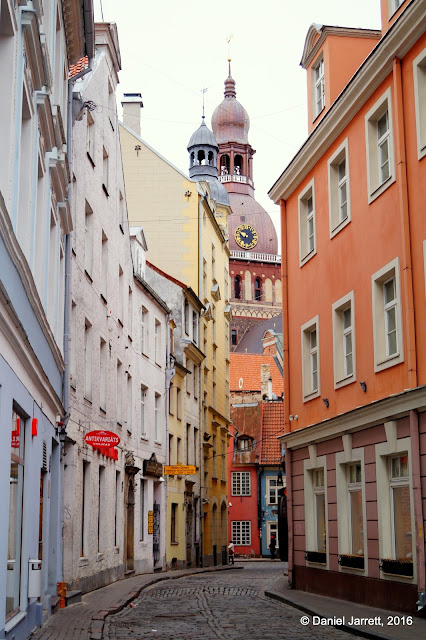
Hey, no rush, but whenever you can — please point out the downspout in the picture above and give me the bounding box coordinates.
[392,57,417,390]
[280,199,290,434]
[393,58,424,609]
[198,189,205,566]
[285,447,294,588]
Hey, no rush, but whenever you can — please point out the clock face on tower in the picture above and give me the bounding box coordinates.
[235,224,258,250]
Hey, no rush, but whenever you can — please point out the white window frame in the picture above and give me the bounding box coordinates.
[154,319,161,365]
[304,454,328,567]
[328,139,351,237]
[140,386,147,438]
[312,55,325,118]
[266,521,279,549]
[365,88,396,203]
[332,291,356,389]
[376,429,416,582]
[231,471,251,496]
[389,454,411,561]
[371,257,404,372]
[298,179,317,266]
[388,0,405,18]
[232,520,251,546]
[336,446,367,571]
[301,315,320,401]
[141,307,147,355]
[266,476,279,506]
[413,47,426,160]
[154,393,160,443]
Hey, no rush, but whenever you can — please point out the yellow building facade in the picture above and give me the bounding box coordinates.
[120,110,231,566]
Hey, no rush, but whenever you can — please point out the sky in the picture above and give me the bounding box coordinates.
[94,0,382,249]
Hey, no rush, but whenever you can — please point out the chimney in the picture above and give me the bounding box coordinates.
[260,364,270,398]
[267,377,273,400]
[121,93,143,136]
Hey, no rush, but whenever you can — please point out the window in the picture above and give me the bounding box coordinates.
[127,375,132,433]
[154,393,160,442]
[237,436,251,451]
[232,471,251,496]
[140,386,146,437]
[314,469,326,553]
[8,410,25,619]
[118,266,124,324]
[101,230,108,300]
[365,89,395,202]
[176,387,182,420]
[211,243,216,280]
[154,320,161,364]
[100,338,107,411]
[413,48,426,159]
[390,455,411,560]
[177,437,182,464]
[231,329,237,346]
[267,477,279,505]
[332,291,355,388]
[298,180,316,265]
[389,0,404,15]
[115,471,120,547]
[313,56,325,117]
[203,259,207,299]
[116,361,122,424]
[254,278,261,301]
[184,299,189,335]
[87,112,95,163]
[348,463,364,556]
[372,258,403,372]
[192,311,198,345]
[84,201,93,277]
[171,503,178,543]
[140,479,145,541]
[232,521,251,546]
[102,146,109,195]
[234,276,241,299]
[301,316,320,401]
[81,460,90,557]
[84,319,92,401]
[141,307,147,354]
[328,139,351,236]
[98,466,105,552]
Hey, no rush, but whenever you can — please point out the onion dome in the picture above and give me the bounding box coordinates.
[212,66,250,145]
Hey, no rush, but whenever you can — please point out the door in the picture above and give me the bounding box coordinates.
[126,480,135,571]
[152,501,160,566]
[185,503,193,567]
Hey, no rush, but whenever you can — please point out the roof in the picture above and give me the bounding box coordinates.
[235,314,282,354]
[187,119,219,150]
[230,353,283,394]
[228,193,278,255]
[260,402,284,464]
[69,56,88,78]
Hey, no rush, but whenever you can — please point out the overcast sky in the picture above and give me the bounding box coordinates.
[94,1,381,247]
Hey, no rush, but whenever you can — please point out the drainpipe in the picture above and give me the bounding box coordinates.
[198,188,205,567]
[280,199,290,434]
[285,447,294,587]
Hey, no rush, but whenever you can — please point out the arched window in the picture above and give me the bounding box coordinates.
[197,150,205,165]
[234,154,243,175]
[190,152,195,167]
[208,150,214,166]
[255,278,261,301]
[234,276,241,299]
[231,329,237,345]
[220,154,230,175]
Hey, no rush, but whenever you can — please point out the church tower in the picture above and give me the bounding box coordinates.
[212,64,282,350]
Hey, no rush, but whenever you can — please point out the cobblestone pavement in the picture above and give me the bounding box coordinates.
[104,563,352,640]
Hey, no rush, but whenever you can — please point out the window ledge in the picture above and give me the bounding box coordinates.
[96,552,104,562]
[300,248,317,268]
[334,374,356,390]
[84,397,92,405]
[102,184,110,197]
[5,611,27,633]
[368,174,395,204]
[303,389,320,403]
[141,435,148,441]
[113,546,120,554]
[79,557,89,567]
[330,216,350,239]
[170,542,179,546]
[87,152,95,167]
[374,351,403,373]
[100,406,106,415]
[84,270,93,283]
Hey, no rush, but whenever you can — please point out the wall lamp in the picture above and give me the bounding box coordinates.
[360,381,367,393]
[289,415,298,421]
[323,398,329,408]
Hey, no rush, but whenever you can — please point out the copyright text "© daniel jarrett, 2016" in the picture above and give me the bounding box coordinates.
[299,615,413,627]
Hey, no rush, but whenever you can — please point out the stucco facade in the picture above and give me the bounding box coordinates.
[270,0,426,613]
[0,2,93,638]
[63,24,169,595]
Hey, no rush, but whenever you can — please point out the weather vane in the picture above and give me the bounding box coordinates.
[226,34,234,75]
[201,87,207,119]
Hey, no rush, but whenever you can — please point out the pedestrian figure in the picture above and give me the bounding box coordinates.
[269,533,277,560]
[228,540,235,565]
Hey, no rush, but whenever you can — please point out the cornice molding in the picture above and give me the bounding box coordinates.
[280,386,426,450]
[269,0,426,203]
[301,25,381,69]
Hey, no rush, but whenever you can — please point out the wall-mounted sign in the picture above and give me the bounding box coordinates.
[148,510,153,534]
[164,465,196,475]
[84,430,120,447]
[143,455,163,478]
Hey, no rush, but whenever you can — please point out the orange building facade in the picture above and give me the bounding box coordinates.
[269,0,426,613]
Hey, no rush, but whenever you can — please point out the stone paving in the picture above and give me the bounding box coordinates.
[103,563,352,640]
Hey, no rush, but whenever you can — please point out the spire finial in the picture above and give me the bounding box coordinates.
[226,34,233,75]
[201,87,207,120]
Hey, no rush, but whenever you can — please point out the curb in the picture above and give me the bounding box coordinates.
[90,565,242,639]
[264,589,400,640]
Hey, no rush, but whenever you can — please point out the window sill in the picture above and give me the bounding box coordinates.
[100,406,106,415]
[312,107,325,125]
[374,351,403,373]
[102,184,110,197]
[87,152,95,168]
[368,174,395,204]
[84,270,93,283]
[334,374,356,390]
[84,397,92,405]
[5,611,26,633]
[96,552,104,562]
[305,550,327,565]
[100,293,107,305]
[141,434,148,441]
[300,248,317,268]
[170,542,179,546]
[330,215,350,239]
[113,546,120,554]
[79,557,89,567]
[303,389,320,403]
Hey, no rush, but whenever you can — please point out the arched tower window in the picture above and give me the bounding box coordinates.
[234,154,243,175]
[220,154,230,175]
[197,149,206,165]
[234,276,241,299]
[190,152,195,167]
[208,150,214,166]
[254,278,261,301]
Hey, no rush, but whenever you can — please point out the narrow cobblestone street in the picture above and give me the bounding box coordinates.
[103,563,351,640]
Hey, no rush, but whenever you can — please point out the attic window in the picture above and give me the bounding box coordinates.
[237,436,252,451]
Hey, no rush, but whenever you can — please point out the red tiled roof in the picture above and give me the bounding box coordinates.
[69,56,88,78]
[230,353,283,394]
[260,402,284,464]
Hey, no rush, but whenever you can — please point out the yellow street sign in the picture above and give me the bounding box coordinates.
[164,465,197,475]
[148,510,153,534]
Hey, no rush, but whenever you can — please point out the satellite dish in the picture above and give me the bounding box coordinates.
[238,378,244,389]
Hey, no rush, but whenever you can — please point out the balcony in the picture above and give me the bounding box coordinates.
[219,174,253,186]
[230,250,281,264]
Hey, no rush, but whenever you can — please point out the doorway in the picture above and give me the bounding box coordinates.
[125,479,135,571]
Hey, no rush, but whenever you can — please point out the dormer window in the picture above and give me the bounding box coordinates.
[237,436,252,451]
[313,56,325,117]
